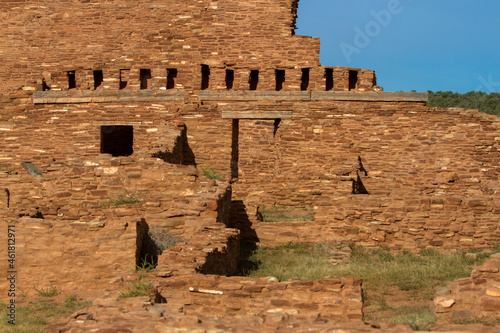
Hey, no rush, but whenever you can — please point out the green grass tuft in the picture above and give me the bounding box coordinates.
[389,305,436,330]
[0,297,91,333]
[257,205,313,222]
[200,165,221,180]
[33,285,59,297]
[119,275,154,298]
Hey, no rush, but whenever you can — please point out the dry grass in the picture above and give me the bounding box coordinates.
[0,296,91,333]
[99,191,143,208]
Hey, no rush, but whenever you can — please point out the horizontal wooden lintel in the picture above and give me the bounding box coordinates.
[201,91,428,102]
[222,111,292,119]
[33,90,184,104]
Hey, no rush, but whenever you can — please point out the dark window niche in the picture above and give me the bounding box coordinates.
[249,70,259,90]
[349,70,358,91]
[201,64,210,90]
[325,68,333,91]
[67,71,76,89]
[225,69,234,90]
[273,118,281,137]
[119,69,129,90]
[301,68,310,91]
[167,68,177,89]
[140,69,152,90]
[275,69,285,91]
[100,125,133,157]
[42,78,50,91]
[93,70,103,90]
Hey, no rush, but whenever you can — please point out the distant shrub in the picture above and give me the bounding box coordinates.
[428,90,500,116]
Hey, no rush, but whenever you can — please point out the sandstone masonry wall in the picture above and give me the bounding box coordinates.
[435,254,500,323]
[226,103,500,249]
[47,275,368,333]
[0,217,137,296]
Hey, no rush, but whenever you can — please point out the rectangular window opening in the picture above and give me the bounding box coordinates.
[349,70,358,91]
[275,69,285,91]
[201,64,210,90]
[301,68,310,91]
[101,125,134,157]
[225,69,234,90]
[249,70,259,90]
[119,69,129,90]
[166,68,177,89]
[325,68,333,91]
[93,70,103,90]
[140,69,152,90]
[67,71,76,89]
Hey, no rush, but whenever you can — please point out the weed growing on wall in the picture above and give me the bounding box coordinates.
[200,165,221,180]
[99,190,143,208]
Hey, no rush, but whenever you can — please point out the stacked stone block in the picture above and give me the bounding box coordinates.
[435,254,500,324]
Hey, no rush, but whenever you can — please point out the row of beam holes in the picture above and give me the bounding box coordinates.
[206,67,303,91]
[66,67,358,91]
[324,69,359,91]
[209,66,359,91]
[64,69,178,90]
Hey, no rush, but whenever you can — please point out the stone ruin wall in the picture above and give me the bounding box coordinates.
[227,102,500,250]
[0,0,377,120]
[433,253,500,325]
[0,0,500,329]
[1,96,498,251]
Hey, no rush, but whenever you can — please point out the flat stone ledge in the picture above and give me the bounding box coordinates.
[201,90,428,102]
[200,91,311,101]
[311,91,428,102]
[33,90,184,104]
[222,111,292,119]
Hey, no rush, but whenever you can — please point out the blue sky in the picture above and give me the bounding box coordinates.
[296,0,500,93]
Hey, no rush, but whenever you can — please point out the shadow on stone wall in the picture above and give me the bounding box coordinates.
[229,200,260,275]
[152,124,196,166]
[136,219,183,268]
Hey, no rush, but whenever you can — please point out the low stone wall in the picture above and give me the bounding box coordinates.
[0,217,138,298]
[157,275,363,322]
[156,225,241,276]
[435,253,500,323]
[0,220,240,300]
[47,275,369,333]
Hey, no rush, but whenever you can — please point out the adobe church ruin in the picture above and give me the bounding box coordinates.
[0,0,499,330]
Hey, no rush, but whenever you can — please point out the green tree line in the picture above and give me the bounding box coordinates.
[427,91,500,116]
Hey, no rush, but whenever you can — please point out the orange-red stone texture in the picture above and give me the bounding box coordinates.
[0,1,499,330]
